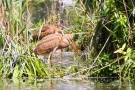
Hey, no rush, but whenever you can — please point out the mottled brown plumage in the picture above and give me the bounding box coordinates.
[34,33,73,55]
[32,24,61,41]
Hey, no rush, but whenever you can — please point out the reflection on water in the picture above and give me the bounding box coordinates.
[0,78,135,90]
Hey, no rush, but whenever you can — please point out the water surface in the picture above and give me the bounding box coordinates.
[0,78,135,90]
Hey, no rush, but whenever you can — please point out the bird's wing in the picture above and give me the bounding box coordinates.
[32,25,58,40]
[34,34,62,55]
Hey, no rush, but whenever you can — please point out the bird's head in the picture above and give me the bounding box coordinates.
[58,30,81,56]
[63,34,81,56]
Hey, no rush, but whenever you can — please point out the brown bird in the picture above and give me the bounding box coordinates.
[34,33,78,61]
[32,24,61,41]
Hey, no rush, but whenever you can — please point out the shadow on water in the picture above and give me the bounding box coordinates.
[0,78,135,90]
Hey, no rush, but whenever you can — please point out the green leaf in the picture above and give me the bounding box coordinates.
[122,43,126,50]
[13,65,20,78]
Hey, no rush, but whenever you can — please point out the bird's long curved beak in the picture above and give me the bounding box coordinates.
[69,39,81,56]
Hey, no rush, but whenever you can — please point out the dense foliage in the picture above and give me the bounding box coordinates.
[75,0,135,79]
[0,0,135,80]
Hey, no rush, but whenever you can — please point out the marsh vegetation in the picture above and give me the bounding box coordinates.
[0,0,135,81]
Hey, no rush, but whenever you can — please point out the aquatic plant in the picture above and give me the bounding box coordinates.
[0,0,50,78]
[75,0,135,80]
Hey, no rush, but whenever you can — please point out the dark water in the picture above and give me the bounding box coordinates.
[0,78,135,90]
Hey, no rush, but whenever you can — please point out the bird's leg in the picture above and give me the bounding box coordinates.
[47,46,58,76]
[48,52,52,64]
[47,52,52,78]
[47,46,58,64]
[53,46,58,52]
